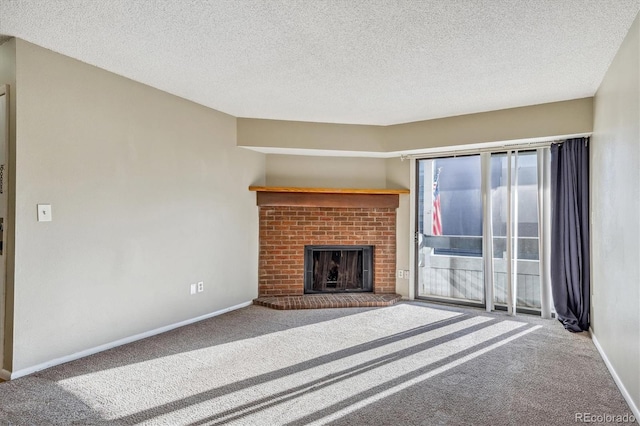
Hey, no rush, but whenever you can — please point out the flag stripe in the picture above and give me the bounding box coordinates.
[432,167,442,236]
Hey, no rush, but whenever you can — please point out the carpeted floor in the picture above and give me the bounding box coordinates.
[0,302,634,425]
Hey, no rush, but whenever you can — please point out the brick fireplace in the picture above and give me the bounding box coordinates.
[251,187,407,297]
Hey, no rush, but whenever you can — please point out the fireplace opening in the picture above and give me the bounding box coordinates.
[304,245,373,293]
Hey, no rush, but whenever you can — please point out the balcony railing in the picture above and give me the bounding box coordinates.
[418,235,541,309]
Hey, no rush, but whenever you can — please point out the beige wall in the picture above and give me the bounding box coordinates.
[0,38,16,373]
[385,158,411,297]
[265,155,387,188]
[384,98,593,151]
[238,98,593,153]
[10,40,265,372]
[591,14,640,414]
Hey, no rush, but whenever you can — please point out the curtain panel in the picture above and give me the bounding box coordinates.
[550,138,590,332]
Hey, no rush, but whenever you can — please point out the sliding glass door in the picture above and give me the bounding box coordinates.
[416,155,484,306]
[489,152,541,312]
[416,150,545,313]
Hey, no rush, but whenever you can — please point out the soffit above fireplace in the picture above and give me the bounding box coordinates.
[249,186,409,208]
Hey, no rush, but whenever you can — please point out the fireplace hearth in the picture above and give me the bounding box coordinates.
[304,245,373,293]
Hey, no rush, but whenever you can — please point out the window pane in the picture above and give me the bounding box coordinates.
[491,152,541,309]
[417,156,484,304]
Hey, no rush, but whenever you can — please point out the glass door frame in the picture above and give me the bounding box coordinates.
[412,147,551,316]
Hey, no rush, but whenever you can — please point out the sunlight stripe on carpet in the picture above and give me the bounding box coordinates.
[304,324,542,426]
[147,319,536,425]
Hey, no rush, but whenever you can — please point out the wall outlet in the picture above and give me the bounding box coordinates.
[190,283,197,295]
[197,281,204,292]
[397,270,404,279]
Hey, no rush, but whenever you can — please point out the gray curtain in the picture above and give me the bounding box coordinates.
[550,138,590,332]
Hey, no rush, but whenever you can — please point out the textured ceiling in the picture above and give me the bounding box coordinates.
[0,1,638,125]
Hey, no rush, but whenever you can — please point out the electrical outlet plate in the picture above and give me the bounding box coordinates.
[190,283,197,295]
[197,281,204,292]
[397,270,404,279]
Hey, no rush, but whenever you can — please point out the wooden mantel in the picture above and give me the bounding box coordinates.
[249,186,409,195]
[249,186,409,208]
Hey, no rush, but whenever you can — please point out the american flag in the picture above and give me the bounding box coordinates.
[432,167,442,236]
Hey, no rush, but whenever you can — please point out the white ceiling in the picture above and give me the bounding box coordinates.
[0,1,638,125]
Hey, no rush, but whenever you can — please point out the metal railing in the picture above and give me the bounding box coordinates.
[417,236,542,309]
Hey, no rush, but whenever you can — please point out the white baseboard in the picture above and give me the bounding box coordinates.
[590,328,640,423]
[0,369,11,381]
[5,300,253,380]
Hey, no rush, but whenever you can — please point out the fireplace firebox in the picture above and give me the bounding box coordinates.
[304,245,373,293]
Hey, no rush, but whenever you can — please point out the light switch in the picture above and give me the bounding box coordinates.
[37,204,52,222]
